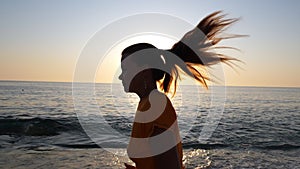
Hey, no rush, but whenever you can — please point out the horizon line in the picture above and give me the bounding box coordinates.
[0,79,299,89]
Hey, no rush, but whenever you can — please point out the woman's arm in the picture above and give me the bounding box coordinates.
[150,126,181,169]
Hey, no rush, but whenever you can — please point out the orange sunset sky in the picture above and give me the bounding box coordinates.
[1,1,299,87]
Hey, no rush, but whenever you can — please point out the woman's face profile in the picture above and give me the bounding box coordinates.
[119,59,142,93]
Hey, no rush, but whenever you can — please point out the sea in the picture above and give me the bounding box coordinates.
[0,81,299,169]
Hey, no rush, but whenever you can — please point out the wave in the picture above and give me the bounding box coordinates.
[256,144,300,150]
[183,142,300,151]
[1,116,299,152]
[183,142,228,149]
[0,117,83,136]
[54,142,228,150]
[54,143,100,149]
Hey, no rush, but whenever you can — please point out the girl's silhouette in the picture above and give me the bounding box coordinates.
[119,11,242,169]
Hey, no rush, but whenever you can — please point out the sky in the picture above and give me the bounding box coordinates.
[0,0,300,87]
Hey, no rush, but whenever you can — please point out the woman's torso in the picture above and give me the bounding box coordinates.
[127,91,184,169]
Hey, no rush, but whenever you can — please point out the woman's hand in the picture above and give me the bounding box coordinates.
[124,163,136,169]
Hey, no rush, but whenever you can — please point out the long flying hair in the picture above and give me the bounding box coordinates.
[121,11,244,96]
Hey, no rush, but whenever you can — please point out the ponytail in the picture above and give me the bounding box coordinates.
[121,11,244,97]
[159,11,244,95]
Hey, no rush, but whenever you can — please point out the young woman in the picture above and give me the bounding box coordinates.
[119,11,242,169]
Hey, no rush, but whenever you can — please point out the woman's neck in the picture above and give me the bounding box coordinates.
[137,82,157,100]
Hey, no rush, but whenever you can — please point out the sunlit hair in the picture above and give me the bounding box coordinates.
[121,11,244,96]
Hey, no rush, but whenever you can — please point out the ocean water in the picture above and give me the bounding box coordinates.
[0,81,299,169]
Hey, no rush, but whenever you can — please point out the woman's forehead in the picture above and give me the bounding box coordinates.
[121,59,138,69]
